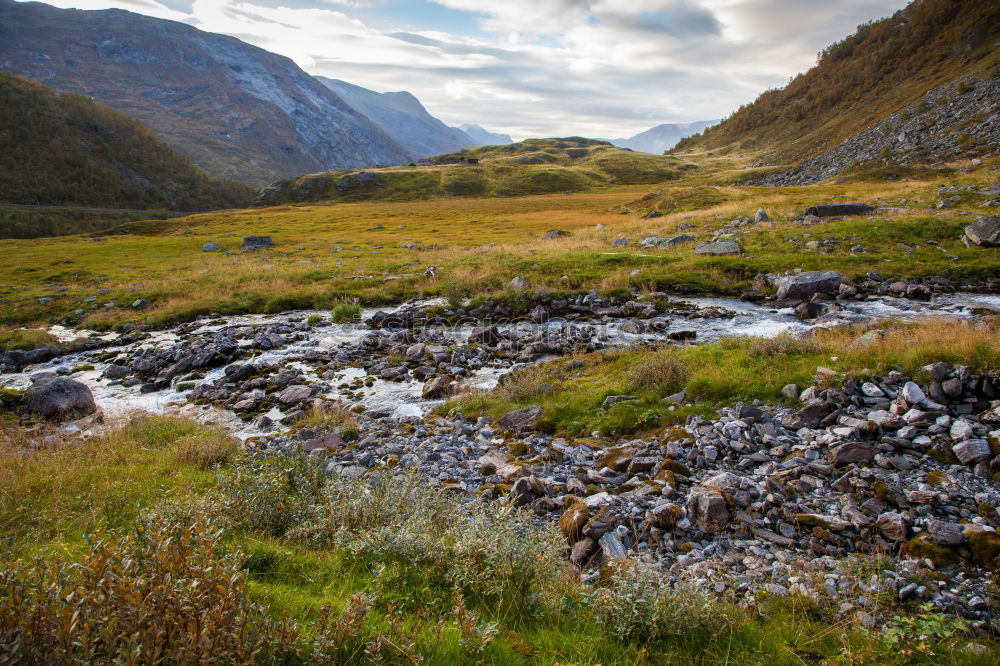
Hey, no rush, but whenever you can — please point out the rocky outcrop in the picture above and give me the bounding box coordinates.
[773,271,843,301]
[965,216,1000,247]
[751,75,1000,186]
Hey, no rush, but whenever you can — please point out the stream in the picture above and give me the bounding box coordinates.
[3,291,999,439]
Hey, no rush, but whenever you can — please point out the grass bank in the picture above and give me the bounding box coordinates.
[1,411,996,663]
[446,317,1000,437]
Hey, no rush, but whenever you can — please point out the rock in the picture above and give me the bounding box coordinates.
[964,215,1000,247]
[694,240,741,256]
[422,376,455,399]
[649,502,682,529]
[242,236,273,250]
[611,238,629,247]
[927,520,964,547]
[599,532,628,561]
[131,299,150,310]
[509,276,530,291]
[979,404,1000,424]
[659,234,696,249]
[876,512,908,542]
[278,385,313,405]
[952,439,990,465]
[469,326,503,346]
[103,364,129,379]
[202,243,222,252]
[781,384,800,401]
[405,343,427,361]
[662,388,687,404]
[619,320,645,334]
[754,209,770,223]
[828,441,876,466]
[497,406,543,434]
[601,395,638,410]
[26,377,97,421]
[781,399,833,430]
[543,229,570,240]
[773,271,843,300]
[901,381,926,405]
[686,488,730,532]
[803,204,875,217]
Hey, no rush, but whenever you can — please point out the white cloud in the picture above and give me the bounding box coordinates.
[27,0,908,140]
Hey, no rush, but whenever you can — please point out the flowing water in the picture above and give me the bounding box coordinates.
[3,292,998,438]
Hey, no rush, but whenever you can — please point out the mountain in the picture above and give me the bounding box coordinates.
[611,121,718,154]
[459,124,513,147]
[255,138,685,206]
[0,71,253,237]
[674,0,999,179]
[0,0,413,186]
[317,78,477,161]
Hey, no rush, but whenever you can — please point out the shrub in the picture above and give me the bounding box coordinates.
[593,563,733,642]
[0,519,274,664]
[627,351,690,394]
[174,429,239,468]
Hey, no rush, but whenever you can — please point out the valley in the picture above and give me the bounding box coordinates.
[1,0,999,662]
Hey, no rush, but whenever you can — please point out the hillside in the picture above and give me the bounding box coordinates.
[0,72,252,236]
[611,120,718,154]
[254,138,685,206]
[317,77,477,160]
[674,0,1000,174]
[0,0,413,186]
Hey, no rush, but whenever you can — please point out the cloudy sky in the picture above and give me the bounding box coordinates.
[31,0,907,140]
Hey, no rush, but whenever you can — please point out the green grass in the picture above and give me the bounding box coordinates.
[0,152,996,331]
[446,318,1000,437]
[0,415,229,555]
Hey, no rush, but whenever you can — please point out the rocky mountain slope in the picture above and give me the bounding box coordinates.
[0,72,252,232]
[459,124,513,146]
[317,77,477,160]
[254,137,685,206]
[0,0,413,186]
[611,120,718,154]
[674,0,999,176]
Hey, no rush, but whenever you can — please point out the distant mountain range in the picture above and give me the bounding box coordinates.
[459,124,513,147]
[610,121,718,154]
[0,0,508,186]
[317,77,479,161]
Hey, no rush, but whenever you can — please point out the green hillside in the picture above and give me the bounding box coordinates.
[674,0,999,161]
[255,138,686,206]
[0,72,252,236]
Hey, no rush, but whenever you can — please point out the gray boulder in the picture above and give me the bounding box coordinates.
[659,234,696,249]
[498,405,544,434]
[754,209,770,223]
[774,271,843,300]
[964,215,1000,247]
[543,229,570,240]
[202,243,222,252]
[803,204,874,217]
[694,240,741,256]
[26,377,97,421]
[509,276,530,291]
[242,236,273,250]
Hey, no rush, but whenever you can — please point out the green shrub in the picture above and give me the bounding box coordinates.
[331,302,362,323]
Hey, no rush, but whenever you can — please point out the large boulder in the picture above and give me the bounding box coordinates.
[497,405,544,434]
[773,271,843,300]
[965,216,1000,247]
[694,240,741,256]
[803,204,874,217]
[26,377,97,421]
[686,488,730,532]
[241,236,273,250]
